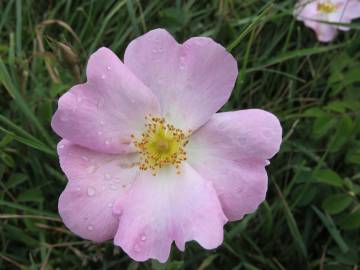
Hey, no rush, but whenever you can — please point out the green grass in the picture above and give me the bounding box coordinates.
[1,0,360,269]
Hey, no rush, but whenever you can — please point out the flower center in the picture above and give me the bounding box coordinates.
[131,115,190,176]
[317,1,337,13]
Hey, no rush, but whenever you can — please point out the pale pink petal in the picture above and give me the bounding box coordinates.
[57,140,138,242]
[187,109,282,220]
[124,29,238,131]
[113,163,227,263]
[315,23,338,42]
[52,47,160,154]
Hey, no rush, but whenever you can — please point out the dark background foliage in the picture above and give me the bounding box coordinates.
[0,0,360,269]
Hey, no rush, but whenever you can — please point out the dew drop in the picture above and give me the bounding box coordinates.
[134,244,140,252]
[87,186,96,197]
[109,184,118,190]
[152,48,157,53]
[87,165,96,174]
[59,144,64,149]
[217,122,226,130]
[140,234,146,241]
[104,173,111,180]
[179,64,185,70]
[101,74,106,79]
[265,160,270,166]
[87,225,94,231]
[75,186,81,192]
[60,115,68,122]
[99,120,105,126]
[107,202,113,208]
[97,130,103,135]
[105,140,110,145]
[81,156,89,161]
[106,66,111,71]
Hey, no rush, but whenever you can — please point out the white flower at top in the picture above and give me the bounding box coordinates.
[294,0,360,42]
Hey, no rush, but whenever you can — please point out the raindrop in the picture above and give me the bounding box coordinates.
[75,186,81,192]
[140,234,146,241]
[87,225,94,231]
[109,184,118,190]
[134,244,140,252]
[60,115,68,122]
[107,202,113,208]
[105,140,110,145]
[81,156,89,161]
[87,186,96,197]
[99,120,105,126]
[101,74,106,79]
[97,130,103,135]
[104,173,111,180]
[152,48,157,53]
[106,66,111,71]
[59,144,65,149]
[217,122,226,130]
[179,64,185,70]
[87,165,96,174]
[114,177,122,183]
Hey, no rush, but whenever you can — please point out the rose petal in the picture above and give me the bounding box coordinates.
[113,163,227,263]
[187,109,282,220]
[57,140,138,242]
[52,47,160,154]
[124,29,238,131]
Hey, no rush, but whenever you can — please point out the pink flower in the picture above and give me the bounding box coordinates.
[51,29,282,263]
[294,0,360,42]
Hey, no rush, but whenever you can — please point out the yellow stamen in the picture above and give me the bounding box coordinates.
[317,1,337,13]
[131,115,191,176]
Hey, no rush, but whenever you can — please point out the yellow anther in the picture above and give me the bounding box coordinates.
[131,116,191,176]
[317,1,337,13]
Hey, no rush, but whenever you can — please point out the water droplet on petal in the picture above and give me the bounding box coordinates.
[265,160,270,166]
[59,144,64,149]
[134,244,140,252]
[87,186,96,197]
[179,64,185,70]
[81,156,89,161]
[75,186,81,192]
[105,140,110,145]
[87,225,94,231]
[106,66,111,71]
[104,173,111,180]
[109,184,118,190]
[101,74,106,79]
[100,120,105,126]
[107,202,113,208]
[140,234,146,241]
[152,48,157,53]
[217,122,226,130]
[97,130,103,135]
[60,115,68,122]
[87,165,96,174]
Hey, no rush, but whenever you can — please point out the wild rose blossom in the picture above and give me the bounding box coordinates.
[294,0,360,42]
[52,29,282,262]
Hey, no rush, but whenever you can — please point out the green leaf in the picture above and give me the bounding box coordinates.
[17,188,43,203]
[322,194,353,214]
[5,173,27,189]
[312,115,337,139]
[312,207,349,253]
[313,169,343,187]
[329,115,353,152]
[338,210,360,230]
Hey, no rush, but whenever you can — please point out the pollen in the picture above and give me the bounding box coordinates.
[131,115,191,176]
[317,1,337,13]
